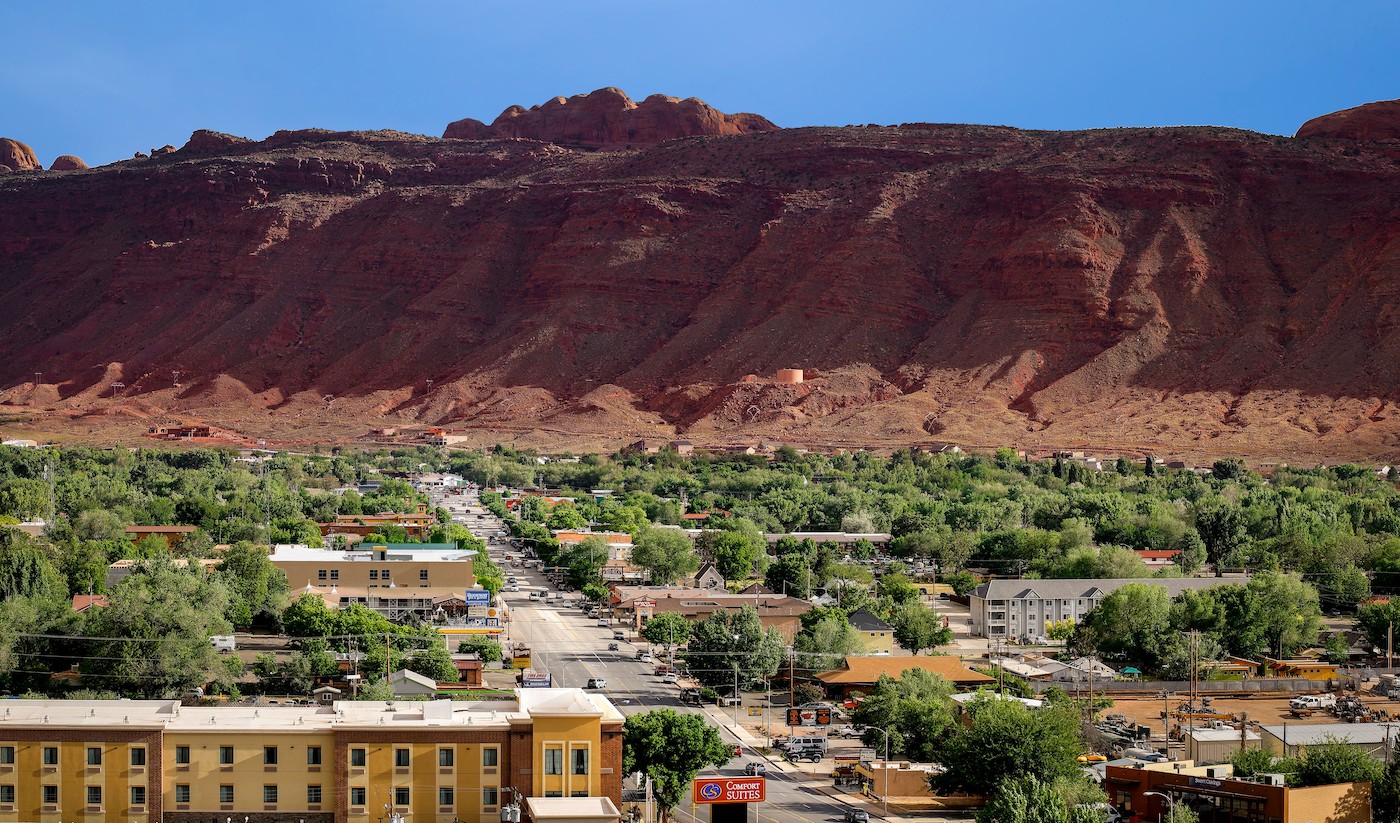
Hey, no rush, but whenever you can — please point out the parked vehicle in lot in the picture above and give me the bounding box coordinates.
[832,726,863,738]
[743,762,767,776]
[843,810,869,823]
[778,736,829,755]
[787,747,822,763]
[1289,694,1337,710]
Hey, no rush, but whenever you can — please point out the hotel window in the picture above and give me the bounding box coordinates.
[482,787,499,807]
[439,787,454,806]
[351,748,366,767]
[174,784,190,803]
[220,785,234,804]
[86,747,102,765]
[130,747,146,766]
[395,787,411,806]
[264,785,278,804]
[572,748,588,775]
[572,791,590,797]
[131,786,146,806]
[370,570,379,580]
[329,569,340,580]
[483,747,499,767]
[395,748,411,767]
[420,569,429,581]
[0,747,12,764]
[175,745,190,764]
[220,746,233,765]
[306,746,322,765]
[382,568,391,579]
[318,569,327,580]
[42,747,57,765]
[545,791,562,798]
[86,786,102,806]
[544,747,563,775]
[307,786,322,805]
[439,748,454,767]
[0,785,13,804]
[350,787,367,806]
[263,745,278,765]
[43,786,57,805]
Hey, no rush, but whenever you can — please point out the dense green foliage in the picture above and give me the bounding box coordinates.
[622,709,733,818]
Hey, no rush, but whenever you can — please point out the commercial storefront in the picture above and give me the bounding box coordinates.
[1104,762,1369,823]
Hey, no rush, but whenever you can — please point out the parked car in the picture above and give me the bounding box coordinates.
[832,726,863,739]
[743,762,767,776]
[787,748,822,763]
[843,810,869,823]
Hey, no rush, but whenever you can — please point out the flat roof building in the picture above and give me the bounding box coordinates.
[271,544,476,594]
[0,690,622,823]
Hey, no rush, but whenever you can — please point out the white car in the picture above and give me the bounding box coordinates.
[662,672,679,683]
[596,619,608,627]
[508,584,520,592]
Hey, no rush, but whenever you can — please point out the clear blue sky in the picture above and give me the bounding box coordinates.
[5,0,1398,167]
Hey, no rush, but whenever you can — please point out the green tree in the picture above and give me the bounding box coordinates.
[407,638,458,683]
[85,560,235,697]
[623,709,733,821]
[216,540,290,628]
[630,526,699,585]
[457,636,504,663]
[0,531,65,603]
[975,773,1103,823]
[1080,583,1170,664]
[793,617,865,672]
[946,570,978,597]
[683,606,784,689]
[931,696,1086,797]
[558,536,608,588]
[1248,571,1322,659]
[281,593,338,637]
[1295,738,1382,788]
[641,612,692,650]
[889,603,952,655]
[699,526,768,582]
[851,669,955,760]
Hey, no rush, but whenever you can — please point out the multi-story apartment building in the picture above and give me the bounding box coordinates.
[271,545,476,592]
[0,690,622,823]
[969,577,1243,639]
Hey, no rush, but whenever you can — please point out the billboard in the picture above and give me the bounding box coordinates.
[463,589,491,605]
[521,670,552,688]
[786,706,833,726]
[692,778,765,804]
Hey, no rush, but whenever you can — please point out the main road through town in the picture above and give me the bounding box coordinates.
[446,493,912,823]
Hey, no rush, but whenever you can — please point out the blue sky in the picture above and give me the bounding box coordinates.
[4,0,1397,167]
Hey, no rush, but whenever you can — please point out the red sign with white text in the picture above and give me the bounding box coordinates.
[693,777,766,804]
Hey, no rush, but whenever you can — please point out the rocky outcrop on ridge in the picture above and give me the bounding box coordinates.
[443,87,778,147]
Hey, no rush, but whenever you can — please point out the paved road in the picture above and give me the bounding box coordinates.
[449,492,907,823]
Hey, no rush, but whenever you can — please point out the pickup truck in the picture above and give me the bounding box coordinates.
[1289,694,1337,710]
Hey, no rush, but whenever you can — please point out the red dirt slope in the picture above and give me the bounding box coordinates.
[1,97,1400,459]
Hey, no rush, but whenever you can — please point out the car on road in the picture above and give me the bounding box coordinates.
[508,584,520,592]
[613,630,626,640]
[743,762,767,776]
[585,678,607,689]
[608,642,619,651]
[842,809,869,823]
[596,619,608,627]
[662,672,679,683]
[654,665,670,676]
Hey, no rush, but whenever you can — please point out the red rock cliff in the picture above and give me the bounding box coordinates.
[1,103,1399,458]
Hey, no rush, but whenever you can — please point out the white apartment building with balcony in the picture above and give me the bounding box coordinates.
[969,577,1243,639]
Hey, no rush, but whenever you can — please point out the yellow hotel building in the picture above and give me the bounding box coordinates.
[0,690,623,823]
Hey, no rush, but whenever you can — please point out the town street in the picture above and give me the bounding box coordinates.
[447,495,922,823]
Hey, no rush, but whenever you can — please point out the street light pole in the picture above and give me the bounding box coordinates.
[1143,790,1174,823]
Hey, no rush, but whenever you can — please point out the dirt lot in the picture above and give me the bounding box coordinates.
[1107,691,1400,729]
